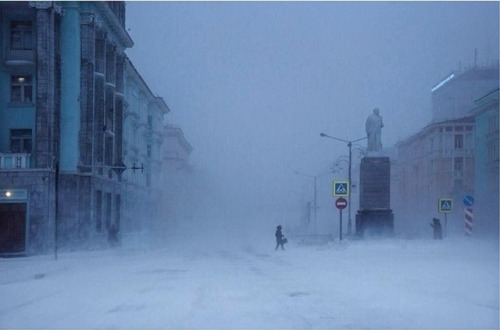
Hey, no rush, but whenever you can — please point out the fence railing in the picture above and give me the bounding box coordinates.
[0,153,31,169]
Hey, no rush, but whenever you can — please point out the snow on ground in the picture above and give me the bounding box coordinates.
[0,237,498,329]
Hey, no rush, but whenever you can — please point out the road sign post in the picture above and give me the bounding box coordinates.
[464,208,474,236]
[335,197,348,241]
[463,195,474,236]
[438,198,453,238]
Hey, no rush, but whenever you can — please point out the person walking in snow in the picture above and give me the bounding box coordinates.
[108,223,119,247]
[430,218,443,240]
[275,225,287,250]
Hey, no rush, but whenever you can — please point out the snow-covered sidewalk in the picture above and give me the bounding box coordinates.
[0,238,498,329]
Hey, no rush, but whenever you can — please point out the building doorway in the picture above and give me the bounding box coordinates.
[0,202,27,253]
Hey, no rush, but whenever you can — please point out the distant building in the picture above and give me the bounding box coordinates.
[0,1,191,255]
[470,89,499,238]
[121,57,170,246]
[394,117,475,237]
[393,64,499,238]
[156,124,193,238]
[431,65,499,122]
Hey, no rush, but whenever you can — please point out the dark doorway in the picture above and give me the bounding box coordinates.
[0,203,27,253]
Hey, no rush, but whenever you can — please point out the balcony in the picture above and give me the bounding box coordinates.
[4,48,35,67]
[0,153,31,169]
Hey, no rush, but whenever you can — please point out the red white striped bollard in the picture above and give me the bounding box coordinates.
[464,208,473,236]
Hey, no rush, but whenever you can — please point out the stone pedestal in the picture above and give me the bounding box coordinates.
[356,156,394,237]
[356,209,394,237]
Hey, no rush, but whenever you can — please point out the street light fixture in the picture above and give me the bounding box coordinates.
[320,132,367,236]
[294,171,318,235]
[332,156,349,173]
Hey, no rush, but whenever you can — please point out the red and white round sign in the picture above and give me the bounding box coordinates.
[335,197,348,210]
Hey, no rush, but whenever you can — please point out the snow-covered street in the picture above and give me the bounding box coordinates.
[1,237,498,329]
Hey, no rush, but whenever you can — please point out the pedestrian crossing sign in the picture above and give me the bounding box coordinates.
[438,198,454,213]
[333,181,349,197]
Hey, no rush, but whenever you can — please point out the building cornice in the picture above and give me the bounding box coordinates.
[164,125,193,153]
[396,116,475,148]
[93,2,133,49]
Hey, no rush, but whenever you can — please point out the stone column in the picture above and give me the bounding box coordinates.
[104,42,116,177]
[59,2,81,173]
[94,29,106,174]
[79,13,96,173]
[33,2,58,168]
[114,54,125,177]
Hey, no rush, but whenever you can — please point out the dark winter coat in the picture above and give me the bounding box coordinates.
[275,227,284,244]
[430,219,443,240]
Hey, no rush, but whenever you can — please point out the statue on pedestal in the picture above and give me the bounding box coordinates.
[357,107,394,238]
[365,108,384,152]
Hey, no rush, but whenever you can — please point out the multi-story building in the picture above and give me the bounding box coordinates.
[0,1,191,255]
[393,64,499,238]
[431,65,499,122]
[155,124,193,240]
[394,116,475,236]
[471,89,499,238]
[121,58,170,246]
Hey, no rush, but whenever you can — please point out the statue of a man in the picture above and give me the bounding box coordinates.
[365,108,384,152]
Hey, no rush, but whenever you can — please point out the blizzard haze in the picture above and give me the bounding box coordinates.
[0,239,498,328]
[1,3,499,329]
[125,2,499,238]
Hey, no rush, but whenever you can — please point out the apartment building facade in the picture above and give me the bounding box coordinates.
[121,58,170,246]
[0,1,190,254]
[471,89,499,238]
[393,65,499,238]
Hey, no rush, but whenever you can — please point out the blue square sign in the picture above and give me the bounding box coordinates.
[438,198,453,213]
[333,181,349,197]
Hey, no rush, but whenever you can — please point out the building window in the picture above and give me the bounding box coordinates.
[115,195,121,231]
[105,193,112,230]
[10,21,33,50]
[454,134,463,149]
[454,157,463,172]
[10,129,32,153]
[464,133,474,149]
[147,115,153,130]
[487,141,499,163]
[11,75,33,104]
[489,115,499,134]
[453,179,464,192]
[95,190,103,232]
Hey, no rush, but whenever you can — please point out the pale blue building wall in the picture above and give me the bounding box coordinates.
[0,9,36,154]
[472,89,499,238]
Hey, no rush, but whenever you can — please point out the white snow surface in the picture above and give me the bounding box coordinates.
[1,237,498,329]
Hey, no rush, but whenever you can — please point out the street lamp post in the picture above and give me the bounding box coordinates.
[320,133,366,236]
[294,171,317,235]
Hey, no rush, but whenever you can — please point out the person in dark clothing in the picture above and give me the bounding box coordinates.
[275,225,287,250]
[108,223,119,247]
[430,218,443,240]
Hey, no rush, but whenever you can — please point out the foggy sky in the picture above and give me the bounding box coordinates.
[125,1,499,218]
